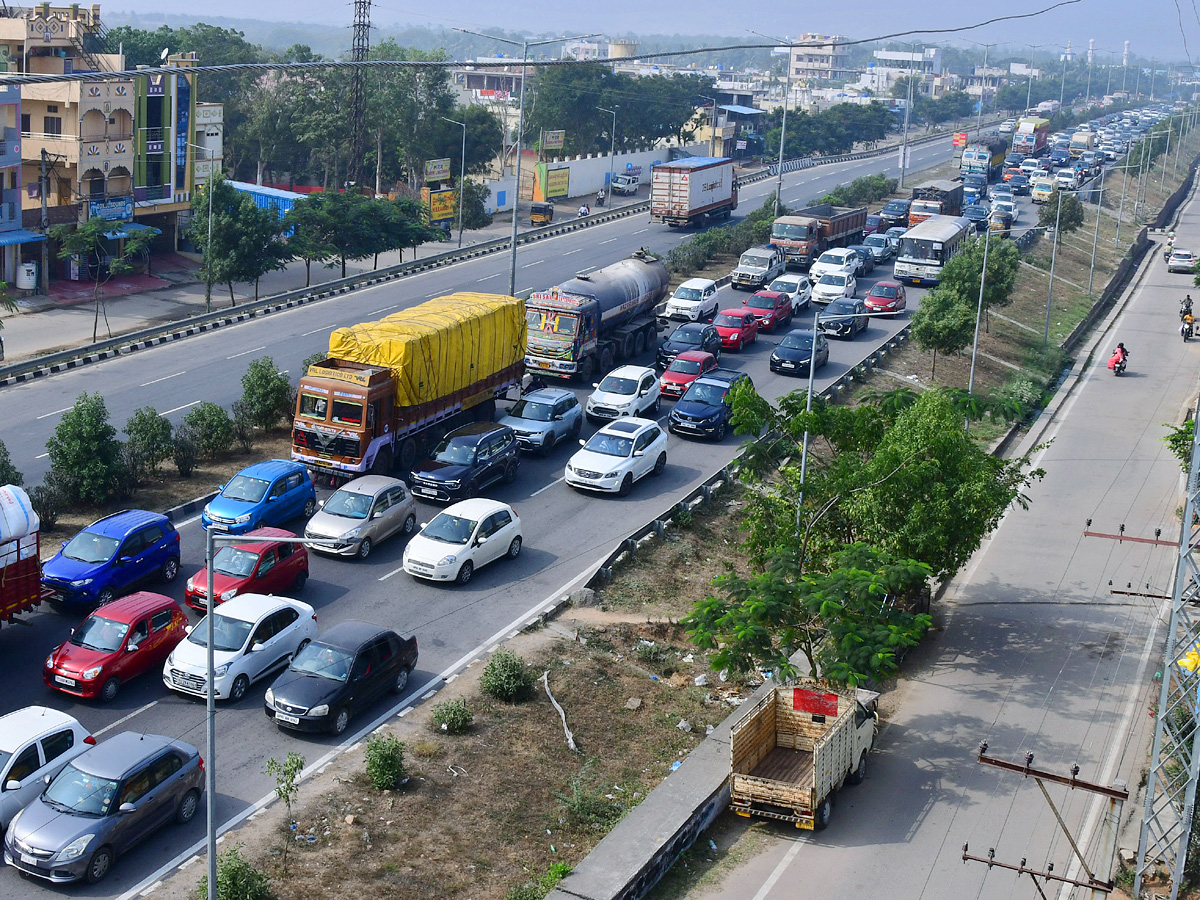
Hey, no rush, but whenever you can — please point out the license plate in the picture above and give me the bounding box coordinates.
[781,361,795,368]
[172,674,195,687]
[20,852,39,866]
[209,523,229,532]
[414,486,436,497]
[536,361,552,369]
[54,675,75,686]
[275,713,300,725]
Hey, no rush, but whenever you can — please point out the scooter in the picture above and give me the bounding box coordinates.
[1184,322,1195,342]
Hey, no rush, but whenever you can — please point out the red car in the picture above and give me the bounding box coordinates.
[742,291,794,332]
[713,308,760,351]
[864,281,908,316]
[44,591,188,701]
[185,527,309,611]
[660,350,718,399]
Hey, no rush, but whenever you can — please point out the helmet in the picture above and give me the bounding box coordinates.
[1118,342,1125,350]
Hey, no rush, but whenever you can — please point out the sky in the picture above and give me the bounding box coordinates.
[106,0,1192,65]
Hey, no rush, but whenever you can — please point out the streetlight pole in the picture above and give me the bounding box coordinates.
[796,299,821,519]
[1044,187,1064,348]
[899,42,916,189]
[966,226,992,431]
[1088,166,1105,294]
[597,106,617,204]
[456,29,599,297]
[698,95,717,157]
[441,117,467,249]
[1115,155,1130,246]
[204,524,216,900]
[187,142,216,314]
[975,43,991,136]
[751,31,794,217]
[1059,50,1068,109]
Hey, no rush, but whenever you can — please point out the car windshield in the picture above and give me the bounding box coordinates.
[43,762,119,817]
[738,254,769,268]
[213,546,261,576]
[583,432,634,457]
[682,382,728,406]
[714,313,744,328]
[780,333,815,350]
[290,641,354,682]
[669,328,703,347]
[826,301,858,315]
[870,285,899,299]
[188,614,253,653]
[818,274,847,287]
[746,295,776,310]
[772,223,809,239]
[863,236,887,248]
[667,357,702,375]
[70,615,130,653]
[422,513,478,545]
[61,529,120,564]
[508,399,554,422]
[770,279,801,293]
[884,201,908,214]
[673,287,702,301]
[597,375,637,395]
[817,252,845,266]
[432,436,478,465]
[322,488,373,519]
[222,475,269,503]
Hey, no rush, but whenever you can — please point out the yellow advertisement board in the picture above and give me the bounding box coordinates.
[428,188,457,222]
[533,164,570,201]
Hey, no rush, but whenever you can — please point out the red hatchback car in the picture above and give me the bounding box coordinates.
[864,280,908,316]
[185,527,309,611]
[660,350,718,399]
[713,308,760,351]
[44,591,188,702]
[742,291,793,332]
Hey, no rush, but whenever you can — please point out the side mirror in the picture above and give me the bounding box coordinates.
[119,802,137,815]
[251,642,265,653]
[633,450,645,458]
[318,499,325,508]
[5,779,22,791]
[372,510,383,519]
[184,624,193,635]
[553,414,564,421]
[476,536,489,546]
[127,643,139,652]
[419,522,428,530]
[61,541,68,550]
[119,556,133,565]
[578,439,586,447]
[266,495,277,502]
[44,775,52,785]
[592,383,600,389]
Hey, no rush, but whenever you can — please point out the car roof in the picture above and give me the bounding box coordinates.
[605,364,655,379]
[0,707,83,751]
[519,387,575,404]
[334,475,406,496]
[674,321,711,334]
[74,732,185,779]
[233,458,307,481]
[444,420,510,440]
[315,620,397,652]
[233,526,298,551]
[871,280,902,289]
[599,418,655,435]
[88,591,180,624]
[213,592,308,623]
[749,290,785,299]
[83,508,172,538]
[677,277,717,289]
[716,307,752,316]
[674,349,714,362]
[442,497,515,520]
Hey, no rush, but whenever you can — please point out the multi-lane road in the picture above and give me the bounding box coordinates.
[0,136,964,900]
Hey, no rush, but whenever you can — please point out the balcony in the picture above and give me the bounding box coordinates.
[134,184,171,203]
[21,131,77,164]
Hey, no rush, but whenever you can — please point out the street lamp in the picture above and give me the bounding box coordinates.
[967,226,992,415]
[186,141,216,313]
[441,116,467,249]
[698,95,717,158]
[962,40,992,133]
[597,106,617,203]
[456,29,599,297]
[899,41,919,189]
[1044,186,1065,348]
[751,30,794,217]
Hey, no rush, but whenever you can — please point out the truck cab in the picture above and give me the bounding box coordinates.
[292,361,395,478]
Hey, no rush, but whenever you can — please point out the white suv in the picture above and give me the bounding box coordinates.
[809,248,857,280]
[566,418,668,496]
[0,708,94,831]
[663,278,719,321]
[586,365,661,423]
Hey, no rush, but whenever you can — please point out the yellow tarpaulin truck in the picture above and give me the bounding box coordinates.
[730,682,878,829]
[291,293,526,481]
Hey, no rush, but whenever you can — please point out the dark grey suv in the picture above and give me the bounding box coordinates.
[4,731,203,884]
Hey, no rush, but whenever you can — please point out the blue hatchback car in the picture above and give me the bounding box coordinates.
[667,370,753,442]
[201,459,317,534]
[41,510,181,608]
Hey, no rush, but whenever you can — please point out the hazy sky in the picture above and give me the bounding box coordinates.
[107,0,1190,64]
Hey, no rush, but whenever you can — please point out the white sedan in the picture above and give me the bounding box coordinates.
[163,594,318,702]
[768,274,812,312]
[402,498,522,585]
[565,418,668,496]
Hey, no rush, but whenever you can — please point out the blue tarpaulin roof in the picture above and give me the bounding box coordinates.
[718,104,764,115]
[104,222,161,240]
[0,229,46,247]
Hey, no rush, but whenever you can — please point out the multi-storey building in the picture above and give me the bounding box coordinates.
[789,35,853,82]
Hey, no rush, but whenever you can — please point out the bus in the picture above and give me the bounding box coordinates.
[892,215,974,286]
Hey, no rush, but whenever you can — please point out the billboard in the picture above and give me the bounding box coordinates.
[424,158,452,182]
[542,130,565,151]
[427,188,457,222]
[952,131,969,147]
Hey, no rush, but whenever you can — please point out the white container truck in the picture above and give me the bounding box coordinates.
[650,157,738,227]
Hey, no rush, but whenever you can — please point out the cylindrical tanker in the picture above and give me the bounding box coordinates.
[524,249,669,382]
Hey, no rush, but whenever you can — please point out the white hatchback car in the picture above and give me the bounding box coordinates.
[586,365,661,424]
[768,274,812,312]
[991,199,1019,223]
[0,708,94,831]
[809,248,857,280]
[402,498,522,585]
[566,418,668,496]
[663,278,719,321]
[812,272,857,305]
[163,594,318,702]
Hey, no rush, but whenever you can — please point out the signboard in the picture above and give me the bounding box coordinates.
[424,158,452,183]
[426,188,457,222]
[736,140,747,150]
[793,688,839,717]
[952,131,969,147]
[542,130,565,151]
[88,196,133,222]
[625,165,642,176]
[544,167,569,199]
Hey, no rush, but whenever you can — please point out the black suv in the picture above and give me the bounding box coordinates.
[408,422,519,502]
[667,368,753,441]
[878,198,911,231]
[656,322,722,370]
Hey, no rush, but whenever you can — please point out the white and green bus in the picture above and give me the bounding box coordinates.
[892,215,974,286]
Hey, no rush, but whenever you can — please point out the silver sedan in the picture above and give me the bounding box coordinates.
[304,475,417,560]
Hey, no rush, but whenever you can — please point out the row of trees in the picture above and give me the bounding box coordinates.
[760,102,897,159]
[888,80,977,127]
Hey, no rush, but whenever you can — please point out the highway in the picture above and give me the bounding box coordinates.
[0,136,961,900]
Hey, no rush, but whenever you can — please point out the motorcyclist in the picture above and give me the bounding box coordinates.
[1108,342,1129,372]
[1185,311,1196,340]
[1166,232,1177,262]
[1183,294,1194,319]
[595,190,606,207]
[578,204,590,217]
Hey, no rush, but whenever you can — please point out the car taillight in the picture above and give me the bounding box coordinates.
[84,735,96,745]
[199,756,205,772]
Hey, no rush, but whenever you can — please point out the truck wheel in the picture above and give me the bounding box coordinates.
[600,347,615,373]
[643,323,658,347]
[847,751,868,785]
[398,439,418,473]
[633,330,646,356]
[814,795,833,830]
[622,333,636,359]
[370,447,392,475]
[577,356,595,384]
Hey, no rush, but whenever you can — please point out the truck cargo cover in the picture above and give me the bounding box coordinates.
[327,293,526,408]
[0,484,38,543]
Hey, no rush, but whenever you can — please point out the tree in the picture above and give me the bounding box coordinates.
[123,408,174,476]
[1038,188,1086,234]
[226,200,291,300]
[45,393,122,505]
[459,180,494,231]
[239,357,292,430]
[190,175,289,304]
[283,196,337,286]
[183,403,235,460]
[50,220,157,342]
[935,235,1022,332]
[909,286,977,378]
[0,437,23,486]
[265,752,305,872]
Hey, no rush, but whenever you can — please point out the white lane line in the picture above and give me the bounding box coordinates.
[531,476,565,497]
[175,513,202,528]
[564,248,583,255]
[140,371,186,387]
[225,346,266,360]
[369,305,398,314]
[446,673,459,683]
[633,228,648,234]
[177,857,198,871]
[95,700,159,737]
[476,273,502,282]
[36,406,72,420]
[521,260,544,268]
[599,238,617,244]
[378,564,406,582]
[35,453,47,459]
[139,880,162,896]
[301,326,327,336]
[162,401,201,415]
[750,839,805,900]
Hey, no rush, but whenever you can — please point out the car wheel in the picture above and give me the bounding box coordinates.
[392,666,410,694]
[847,751,868,785]
[403,513,416,535]
[652,452,667,475]
[100,676,120,703]
[97,587,115,606]
[618,474,633,497]
[229,674,250,703]
[572,417,583,438]
[177,789,201,824]
[463,482,479,500]
[507,536,523,559]
[293,570,308,592]
[160,557,179,583]
[652,396,661,415]
[357,537,373,560]
[330,707,350,736]
[456,560,474,585]
[540,431,557,457]
[814,795,833,831]
[295,639,310,657]
[85,846,114,884]
[714,421,727,441]
[303,497,316,518]
[503,460,518,484]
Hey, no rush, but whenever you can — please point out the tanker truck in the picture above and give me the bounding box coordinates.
[524,249,669,383]
[291,293,525,480]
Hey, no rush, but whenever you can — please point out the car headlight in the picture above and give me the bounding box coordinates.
[69,578,93,587]
[234,513,253,524]
[166,651,175,667]
[264,687,274,705]
[57,833,95,861]
[81,666,103,681]
[344,527,361,539]
[437,555,457,567]
[214,664,229,678]
[605,470,622,478]
[729,331,740,338]
[45,653,55,669]
[203,504,212,518]
[308,704,328,717]
[444,479,461,489]
[186,577,194,591]
[220,588,238,602]
[8,807,23,832]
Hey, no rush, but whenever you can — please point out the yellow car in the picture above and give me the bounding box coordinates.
[1031,179,1055,204]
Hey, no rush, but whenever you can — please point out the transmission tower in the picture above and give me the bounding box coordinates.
[1135,397,1200,900]
[348,0,371,190]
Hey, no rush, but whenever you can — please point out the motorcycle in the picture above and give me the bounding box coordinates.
[1107,349,1127,375]
[1182,303,1194,321]
[1184,322,1195,342]
[595,191,606,208]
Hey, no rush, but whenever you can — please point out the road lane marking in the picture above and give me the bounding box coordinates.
[750,840,805,900]
[35,453,47,459]
[633,228,648,234]
[301,326,327,336]
[564,248,583,255]
[521,260,544,268]
[139,880,162,896]
[369,305,398,314]
[225,346,266,360]
[378,564,406,582]
[531,476,565,497]
[140,371,186,387]
[163,400,201,415]
[599,238,617,244]
[476,273,502,282]
[36,406,72,420]
[95,700,158,736]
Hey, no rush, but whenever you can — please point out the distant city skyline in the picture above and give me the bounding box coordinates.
[105,1,1190,66]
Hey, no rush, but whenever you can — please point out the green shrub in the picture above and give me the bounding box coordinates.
[192,843,271,900]
[45,392,122,505]
[505,862,572,900]
[123,407,173,475]
[231,401,256,453]
[432,698,474,734]
[0,438,23,487]
[301,351,326,375]
[364,733,406,790]
[173,423,200,478]
[239,356,292,430]
[27,472,67,529]
[112,442,144,499]
[480,647,536,702]
[183,402,235,460]
[556,764,626,830]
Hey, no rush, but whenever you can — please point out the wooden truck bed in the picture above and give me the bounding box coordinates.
[750,746,814,784]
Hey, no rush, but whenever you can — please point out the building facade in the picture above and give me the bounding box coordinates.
[789,35,852,81]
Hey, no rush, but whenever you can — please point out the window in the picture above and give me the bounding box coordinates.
[277,542,294,560]
[138,525,164,549]
[129,619,149,646]
[370,637,394,667]
[386,486,407,506]
[19,113,28,135]
[119,767,154,805]
[270,479,287,499]
[372,493,391,514]
[286,473,302,491]
[151,608,174,632]
[43,116,62,136]
[41,729,76,764]
[149,753,183,787]
[256,550,276,577]
[119,532,144,558]
[6,743,41,784]
[491,509,512,530]
[251,615,277,646]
